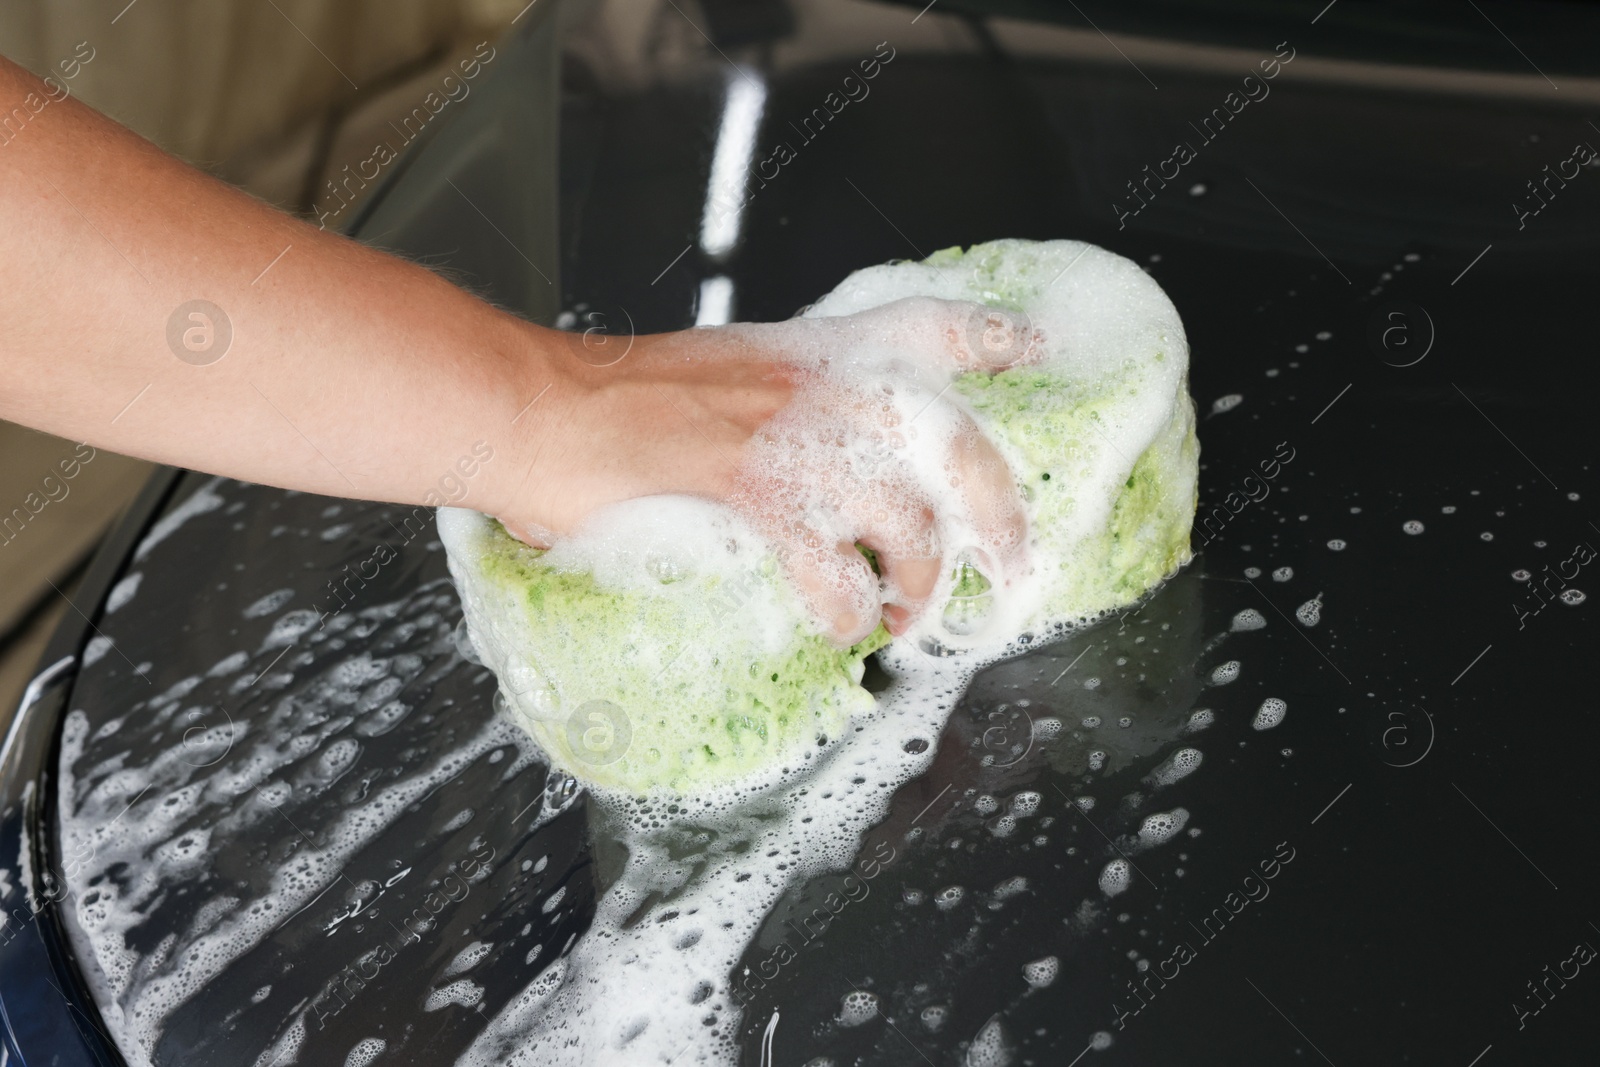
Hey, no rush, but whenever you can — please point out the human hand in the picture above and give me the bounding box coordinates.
[493,297,1043,646]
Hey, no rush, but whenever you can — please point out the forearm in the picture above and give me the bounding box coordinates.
[0,54,567,519]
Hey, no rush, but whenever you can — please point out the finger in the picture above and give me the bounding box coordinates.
[943,409,1028,585]
[827,468,943,638]
[763,516,881,647]
[496,516,556,549]
[722,297,1044,380]
[850,297,1047,373]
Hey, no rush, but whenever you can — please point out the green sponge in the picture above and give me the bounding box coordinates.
[440,510,889,796]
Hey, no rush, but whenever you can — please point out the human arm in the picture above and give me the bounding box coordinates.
[0,53,1028,645]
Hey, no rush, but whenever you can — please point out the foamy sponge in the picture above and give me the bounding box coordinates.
[440,239,1197,797]
[438,499,889,796]
[804,238,1198,646]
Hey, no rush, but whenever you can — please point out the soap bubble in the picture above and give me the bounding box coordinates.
[965,1015,1013,1067]
[1010,791,1041,816]
[1150,747,1203,786]
[837,990,879,1027]
[1137,808,1189,848]
[1231,608,1266,631]
[1022,956,1060,988]
[1099,859,1132,897]
[1295,595,1323,627]
[1252,698,1287,730]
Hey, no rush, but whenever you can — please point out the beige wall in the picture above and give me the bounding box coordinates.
[1,0,534,203]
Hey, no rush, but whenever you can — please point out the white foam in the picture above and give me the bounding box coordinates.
[425,979,485,1012]
[837,990,879,1027]
[1136,808,1189,849]
[1230,609,1266,632]
[1022,956,1060,988]
[106,573,143,614]
[57,580,520,1066]
[1149,748,1203,787]
[965,1014,1014,1067]
[1253,698,1288,730]
[445,940,493,976]
[453,645,984,1066]
[1098,859,1132,897]
[344,1037,387,1067]
[134,478,226,561]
